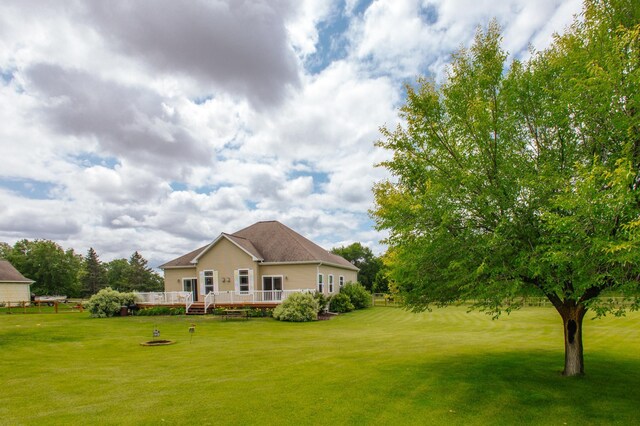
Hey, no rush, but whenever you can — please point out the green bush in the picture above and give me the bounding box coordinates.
[340,282,372,309]
[84,287,136,318]
[313,292,330,314]
[273,292,319,322]
[329,293,355,313]
[247,307,274,318]
[135,306,185,316]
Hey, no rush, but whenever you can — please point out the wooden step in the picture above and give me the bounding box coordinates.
[186,303,206,315]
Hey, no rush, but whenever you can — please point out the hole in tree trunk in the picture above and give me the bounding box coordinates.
[567,319,577,344]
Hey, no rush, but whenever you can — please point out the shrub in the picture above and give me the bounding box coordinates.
[247,307,274,318]
[135,306,185,316]
[273,292,319,322]
[340,282,372,309]
[211,307,226,315]
[313,292,330,314]
[85,287,136,318]
[329,293,355,313]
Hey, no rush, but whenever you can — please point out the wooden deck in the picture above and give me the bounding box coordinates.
[137,302,276,315]
[134,290,309,315]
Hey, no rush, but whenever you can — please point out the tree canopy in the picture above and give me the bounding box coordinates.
[1,240,163,296]
[1,239,82,297]
[331,242,383,291]
[372,0,640,376]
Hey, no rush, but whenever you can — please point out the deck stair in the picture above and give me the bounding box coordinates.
[186,302,206,315]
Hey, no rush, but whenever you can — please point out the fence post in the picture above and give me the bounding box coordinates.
[54,301,58,313]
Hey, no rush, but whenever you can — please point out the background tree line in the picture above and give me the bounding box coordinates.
[0,239,163,298]
[331,242,388,293]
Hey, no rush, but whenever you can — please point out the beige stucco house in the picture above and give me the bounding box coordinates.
[158,221,358,308]
[0,260,34,304]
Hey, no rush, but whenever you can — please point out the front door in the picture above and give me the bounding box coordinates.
[263,276,283,301]
[183,278,198,302]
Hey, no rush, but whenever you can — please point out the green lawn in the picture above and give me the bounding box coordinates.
[1,307,638,425]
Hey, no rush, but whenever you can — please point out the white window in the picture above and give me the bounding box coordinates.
[329,274,334,293]
[238,269,250,293]
[339,276,345,288]
[204,270,214,294]
[317,273,324,293]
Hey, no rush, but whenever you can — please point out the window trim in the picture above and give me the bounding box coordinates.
[203,270,215,294]
[328,274,334,293]
[317,273,324,293]
[238,269,250,294]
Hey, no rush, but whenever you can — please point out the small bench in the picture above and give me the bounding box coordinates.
[223,309,249,320]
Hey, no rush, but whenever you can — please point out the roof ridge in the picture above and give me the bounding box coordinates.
[277,222,326,259]
[225,232,248,240]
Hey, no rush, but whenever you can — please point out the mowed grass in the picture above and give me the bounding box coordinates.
[1,307,638,425]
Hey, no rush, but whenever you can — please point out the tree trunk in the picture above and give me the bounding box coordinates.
[556,302,587,376]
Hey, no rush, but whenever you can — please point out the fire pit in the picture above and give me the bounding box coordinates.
[140,340,175,346]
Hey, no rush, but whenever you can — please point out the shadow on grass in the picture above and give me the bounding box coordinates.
[375,350,640,424]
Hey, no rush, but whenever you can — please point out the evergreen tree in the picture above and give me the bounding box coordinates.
[126,251,164,292]
[80,247,106,297]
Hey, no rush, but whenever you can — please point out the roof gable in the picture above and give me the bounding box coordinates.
[0,260,34,283]
[192,233,263,264]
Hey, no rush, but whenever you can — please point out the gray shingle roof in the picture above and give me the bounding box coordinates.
[158,245,208,268]
[0,260,34,283]
[160,221,358,271]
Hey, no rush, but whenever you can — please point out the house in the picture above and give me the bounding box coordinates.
[155,221,358,311]
[0,260,34,304]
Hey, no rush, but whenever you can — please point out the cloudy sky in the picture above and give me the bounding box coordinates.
[0,0,582,267]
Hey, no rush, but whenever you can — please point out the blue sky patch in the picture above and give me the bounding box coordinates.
[289,169,329,193]
[195,185,217,195]
[193,94,214,105]
[70,153,119,169]
[305,0,373,74]
[169,181,188,192]
[0,178,59,199]
[1,68,15,84]
[419,4,439,25]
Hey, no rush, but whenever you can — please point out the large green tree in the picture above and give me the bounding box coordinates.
[105,258,130,291]
[331,242,382,291]
[372,0,640,376]
[2,239,82,297]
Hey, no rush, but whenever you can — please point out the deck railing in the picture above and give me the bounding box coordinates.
[134,291,193,311]
[202,289,312,309]
[138,289,314,311]
[204,292,215,313]
[184,292,193,313]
